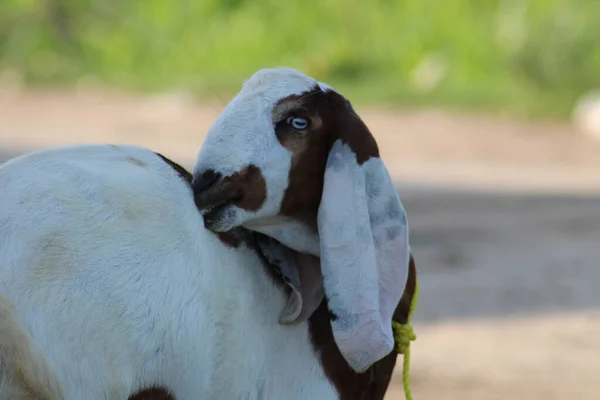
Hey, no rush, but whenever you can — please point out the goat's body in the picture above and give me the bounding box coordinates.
[0,144,336,399]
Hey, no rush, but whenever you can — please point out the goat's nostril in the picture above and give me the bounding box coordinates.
[192,169,221,194]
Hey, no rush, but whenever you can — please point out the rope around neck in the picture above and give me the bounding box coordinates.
[392,280,419,400]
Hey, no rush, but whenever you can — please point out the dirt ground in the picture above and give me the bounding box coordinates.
[1,89,600,399]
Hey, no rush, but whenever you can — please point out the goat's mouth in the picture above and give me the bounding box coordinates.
[201,200,236,226]
[194,188,242,230]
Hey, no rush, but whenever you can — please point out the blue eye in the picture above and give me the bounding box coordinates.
[286,116,309,130]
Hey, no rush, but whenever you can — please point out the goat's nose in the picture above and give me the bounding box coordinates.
[192,169,221,195]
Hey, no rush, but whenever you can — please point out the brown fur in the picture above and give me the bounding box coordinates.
[275,86,379,229]
[192,164,267,218]
[227,165,267,212]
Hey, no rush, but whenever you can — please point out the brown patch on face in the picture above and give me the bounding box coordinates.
[307,253,417,400]
[194,164,267,212]
[275,86,381,229]
[128,387,175,400]
[274,91,331,229]
[230,165,267,211]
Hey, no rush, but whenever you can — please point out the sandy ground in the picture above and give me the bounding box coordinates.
[1,89,600,399]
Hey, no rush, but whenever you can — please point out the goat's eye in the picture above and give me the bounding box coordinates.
[285,116,309,130]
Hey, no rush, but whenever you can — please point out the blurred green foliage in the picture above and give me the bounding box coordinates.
[1,0,599,117]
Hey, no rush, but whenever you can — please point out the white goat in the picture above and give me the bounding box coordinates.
[0,67,416,400]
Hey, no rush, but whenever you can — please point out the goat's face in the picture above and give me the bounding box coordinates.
[193,67,373,236]
[194,67,412,374]
[192,68,326,234]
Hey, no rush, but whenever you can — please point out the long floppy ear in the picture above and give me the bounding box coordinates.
[317,96,410,373]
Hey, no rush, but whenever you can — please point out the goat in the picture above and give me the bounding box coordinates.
[193,67,416,375]
[0,67,417,399]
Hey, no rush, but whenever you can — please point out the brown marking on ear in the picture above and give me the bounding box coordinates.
[128,386,175,400]
[323,89,380,165]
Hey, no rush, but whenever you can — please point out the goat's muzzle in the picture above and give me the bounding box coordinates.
[192,169,221,195]
[192,170,241,226]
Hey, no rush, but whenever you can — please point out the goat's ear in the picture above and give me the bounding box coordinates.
[317,129,410,373]
[282,252,324,324]
[255,236,324,324]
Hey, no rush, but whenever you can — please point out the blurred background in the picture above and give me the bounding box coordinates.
[1,0,600,399]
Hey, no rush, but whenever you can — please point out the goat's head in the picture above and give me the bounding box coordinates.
[193,67,411,374]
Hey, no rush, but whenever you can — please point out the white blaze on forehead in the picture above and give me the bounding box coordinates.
[239,67,321,100]
[195,67,321,175]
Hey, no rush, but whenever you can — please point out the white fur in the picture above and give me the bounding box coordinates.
[0,144,337,399]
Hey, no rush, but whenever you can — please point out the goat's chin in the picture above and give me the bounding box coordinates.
[202,204,242,232]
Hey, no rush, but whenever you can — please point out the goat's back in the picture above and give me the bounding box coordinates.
[0,144,335,399]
